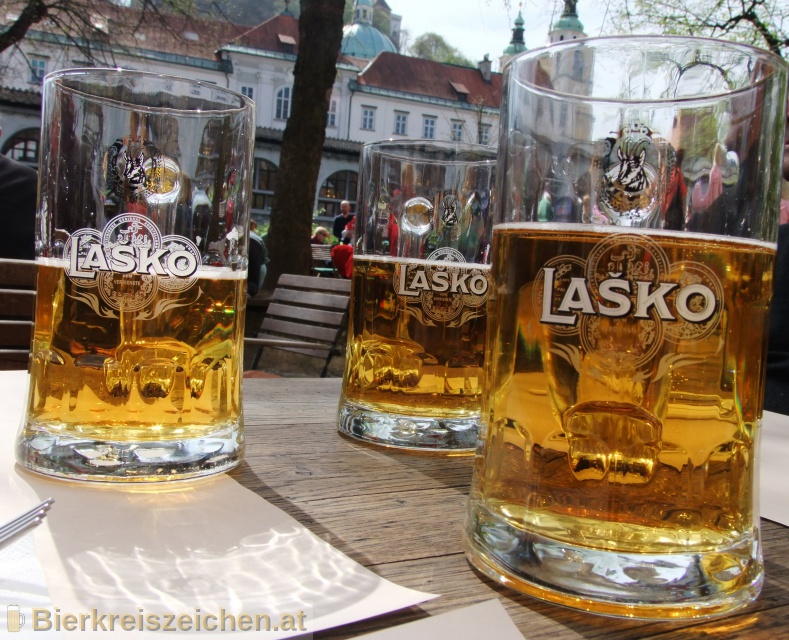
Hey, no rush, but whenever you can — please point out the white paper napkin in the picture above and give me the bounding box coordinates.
[354,600,526,640]
[761,411,789,527]
[0,371,436,638]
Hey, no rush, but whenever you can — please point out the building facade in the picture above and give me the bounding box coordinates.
[0,3,506,227]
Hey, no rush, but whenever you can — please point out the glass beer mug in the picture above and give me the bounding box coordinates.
[465,37,788,618]
[16,69,255,481]
[338,140,496,452]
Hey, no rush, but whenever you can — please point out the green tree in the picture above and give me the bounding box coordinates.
[610,0,789,57]
[409,32,474,67]
[342,0,353,24]
[372,6,390,37]
[263,0,346,291]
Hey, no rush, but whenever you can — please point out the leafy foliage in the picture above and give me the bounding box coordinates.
[371,7,390,38]
[409,32,475,67]
[610,0,789,57]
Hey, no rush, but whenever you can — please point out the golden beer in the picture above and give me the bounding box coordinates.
[338,255,490,450]
[466,224,773,617]
[19,68,254,481]
[19,259,246,477]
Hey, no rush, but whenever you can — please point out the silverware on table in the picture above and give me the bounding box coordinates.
[0,498,53,546]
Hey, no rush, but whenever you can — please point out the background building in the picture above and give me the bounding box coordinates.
[0,1,559,225]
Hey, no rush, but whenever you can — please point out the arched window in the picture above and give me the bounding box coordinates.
[275,86,292,120]
[2,128,40,167]
[572,49,585,80]
[195,119,223,186]
[318,170,358,219]
[252,158,279,220]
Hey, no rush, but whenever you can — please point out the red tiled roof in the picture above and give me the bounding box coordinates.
[341,55,372,70]
[0,87,42,107]
[356,52,501,108]
[23,4,245,61]
[130,14,242,60]
[232,14,300,54]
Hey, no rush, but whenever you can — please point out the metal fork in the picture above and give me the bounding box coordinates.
[0,498,53,546]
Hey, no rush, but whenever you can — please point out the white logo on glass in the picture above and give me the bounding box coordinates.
[64,213,201,318]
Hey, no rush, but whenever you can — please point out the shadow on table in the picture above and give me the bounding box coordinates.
[334,433,476,495]
[472,567,768,639]
[229,459,377,563]
[15,464,422,637]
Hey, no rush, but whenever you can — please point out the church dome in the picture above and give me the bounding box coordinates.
[502,9,527,57]
[552,0,585,34]
[503,41,527,56]
[341,22,397,59]
[554,14,584,31]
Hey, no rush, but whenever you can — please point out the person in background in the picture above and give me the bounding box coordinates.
[340,214,356,244]
[311,226,331,245]
[332,200,355,242]
[331,215,356,278]
[782,110,789,225]
[690,144,724,216]
[387,211,399,256]
[537,190,553,222]
[0,126,38,260]
[331,243,353,279]
[765,96,789,414]
[662,148,687,230]
[247,219,268,298]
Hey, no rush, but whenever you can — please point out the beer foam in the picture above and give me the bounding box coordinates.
[354,254,492,269]
[493,222,777,251]
[36,257,247,279]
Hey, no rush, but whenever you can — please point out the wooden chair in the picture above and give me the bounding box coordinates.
[245,274,351,378]
[0,258,37,370]
[310,244,336,277]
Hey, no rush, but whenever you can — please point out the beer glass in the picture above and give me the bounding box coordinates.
[465,37,788,618]
[16,69,255,481]
[338,140,496,452]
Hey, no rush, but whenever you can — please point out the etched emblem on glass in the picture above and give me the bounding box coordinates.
[442,195,459,226]
[596,123,662,225]
[105,138,164,201]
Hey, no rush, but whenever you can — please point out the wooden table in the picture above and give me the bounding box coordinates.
[231,378,789,639]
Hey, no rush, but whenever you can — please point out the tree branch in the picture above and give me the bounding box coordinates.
[0,0,49,52]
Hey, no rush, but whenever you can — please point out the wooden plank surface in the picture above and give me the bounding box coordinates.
[0,258,37,288]
[0,288,36,318]
[0,319,34,348]
[261,317,339,343]
[231,378,789,640]
[278,273,351,293]
[272,288,349,310]
[267,302,346,326]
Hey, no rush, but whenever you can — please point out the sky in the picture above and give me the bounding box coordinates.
[388,0,611,72]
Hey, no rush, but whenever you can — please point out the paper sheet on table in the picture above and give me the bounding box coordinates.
[354,600,526,640]
[761,411,789,527]
[0,371,436,638]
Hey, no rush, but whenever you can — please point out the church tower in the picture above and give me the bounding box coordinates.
[549,0,586,43]
[499,8,527,70]
[341,0,398,60]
